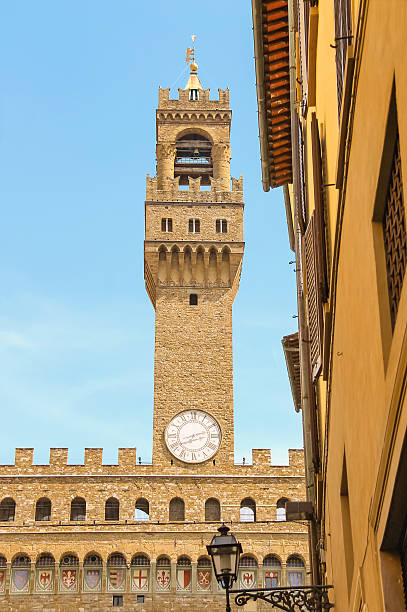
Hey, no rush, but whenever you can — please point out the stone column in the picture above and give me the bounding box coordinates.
[191,561,197,593]
[156,143,176,190]
[150,561,156,594]
[171,561,177,593]
[212,144,231,191]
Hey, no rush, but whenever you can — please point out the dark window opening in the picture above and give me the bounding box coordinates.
[105,497,119,521]
[216,219,228,233]
[175,134,212,186]
[189,89,199,101]
[205,498,221,521]
[35,497,51,521]
[113,595,123,607]
[169,497,185,521]
[70,497,86,521]
[188,218,200,233]
[161,218,173,232]
[0,497,15,522]
[190,294,198,306]
[137,595,145,603]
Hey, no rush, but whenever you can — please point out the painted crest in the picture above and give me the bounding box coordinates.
[176,568,191,590]
[197,569,211,590]
[84,568,101,590]
[132,568,148,591]
[11,569,29,593]
[0,570,5,593]
[108,568,125,591]
[156,568,170,590]
[61,569,77,590]
[37,570,52,591]
[265,570,279,588]
[240,570,256,589]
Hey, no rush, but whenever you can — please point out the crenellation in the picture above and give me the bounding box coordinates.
[14,449,34,468]
[50,448,68,467]
[84,448,103,471]
[118,448,138,470]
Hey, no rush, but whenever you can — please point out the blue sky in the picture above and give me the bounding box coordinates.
[0,1,301,465]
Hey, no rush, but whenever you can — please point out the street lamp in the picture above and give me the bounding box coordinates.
[207,523,242,611]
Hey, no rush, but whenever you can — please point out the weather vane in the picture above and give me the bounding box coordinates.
[185,34,197,67]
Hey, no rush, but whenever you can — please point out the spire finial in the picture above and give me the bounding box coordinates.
[185,34,198,72]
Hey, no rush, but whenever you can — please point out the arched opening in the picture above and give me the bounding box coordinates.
[263,555,281,588]
[131,554,150,566]
[176,556,192,591]
[240,498,256,522]
[60,554,79,567]
[12,554,31,567]
[169,497,185,521]
[197,556,212,591]
[195,247,205,283]
[208,248,217,282]
[70,497,86,521]
[105,497,119,521]
[175,133,213,186]
[239,555,258,589]
[36,553,55,567]
[286,555,305,586]
[0,556,6,567]
[205,498,221,521]
[35,497,51,522]
[276,497,289,521]
[170,246,180,283]
[183,246,192,283]
[158,247,167,282]
[135,498,149,521]
[83,553,102,566]
[0,497,15,522]
[107,553,126,566]
[221,247,230,284]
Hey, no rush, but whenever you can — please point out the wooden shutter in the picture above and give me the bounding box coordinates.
[334,0,352,119]
[311,113,328,302]
[297,120,307,234]
[304,213,323,380]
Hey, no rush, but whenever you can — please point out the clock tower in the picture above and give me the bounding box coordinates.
[144,57,244,470]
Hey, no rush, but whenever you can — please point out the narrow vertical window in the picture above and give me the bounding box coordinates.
[188,218,200,233]
[189,294,198,306]
[161,218,172,232]
[216,219,228,233]
[189,89,199,101]
[383,132,405,329]
[334,0,352,119]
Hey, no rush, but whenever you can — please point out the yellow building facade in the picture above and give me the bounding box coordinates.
[253,0,407,609]
[0,62,309,611]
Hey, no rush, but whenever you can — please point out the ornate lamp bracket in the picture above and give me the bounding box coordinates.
[229,585,334,611]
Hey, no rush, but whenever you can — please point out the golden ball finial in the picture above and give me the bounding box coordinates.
[190,62,198,72]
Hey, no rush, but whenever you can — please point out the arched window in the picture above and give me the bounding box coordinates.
[197,557,211,567]
[175,133,213,186]
[60,554,79,566]
[276,498,289,521]
[176,556,192,592]
[135,498,149,521]
[70,497,86,521]
[12,554,30,567]
[156,556,171,591]
[240,498,256,522]
[105,497,119,521]
[36,553,55,567]
[107,553,126,566]
[0,556,6,567]
[239,556,257,589]
[84,553,102,566]
[205,498,220,521]
[286,555,305,586]
[156,556,171,567]
[0,497,15,522]
[131,554,150,566]
[169,497,185,521]
[263,555,281,588]
[240,555,258,567]
[35,497,51,521]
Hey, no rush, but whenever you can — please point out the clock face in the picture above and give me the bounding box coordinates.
[165,410,221,464]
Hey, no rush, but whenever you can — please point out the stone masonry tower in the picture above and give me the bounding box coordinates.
[144,58,244,471]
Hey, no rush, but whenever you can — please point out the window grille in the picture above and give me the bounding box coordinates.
[287,556,305,567]
[240,556,258,567]
[0,557,6,567]
[189,294,198,306]
[240,498,256,522]
[263,555,281,567]
[36,554,55,567]
[161,218,173,232]
[0,497,15,522]
[156,557,171,567]
[169,497,185,521]
[131,555,150,566]
[108,554,126,566]
[84,554,102,566]
[205,498,220,521]
[177,556,191,566]
[12,555,30,567]
[135,498,149,521]
[188,218,200,233]
[334,0,352,119]
[70,497,86,521]
[105,497,119,521]
[216,219,227,233]
[35,497,51,521]
[60,555,79,566]
[197,557,211,567]
[383,134,406,329]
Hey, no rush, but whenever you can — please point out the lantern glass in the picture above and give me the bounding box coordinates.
[207,524,242,590]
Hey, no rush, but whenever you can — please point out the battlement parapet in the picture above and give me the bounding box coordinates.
[158,87,230,110]
[0,447,304,478]
[146,174,243,203]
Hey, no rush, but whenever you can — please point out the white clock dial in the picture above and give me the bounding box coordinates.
[165,410,221,464]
